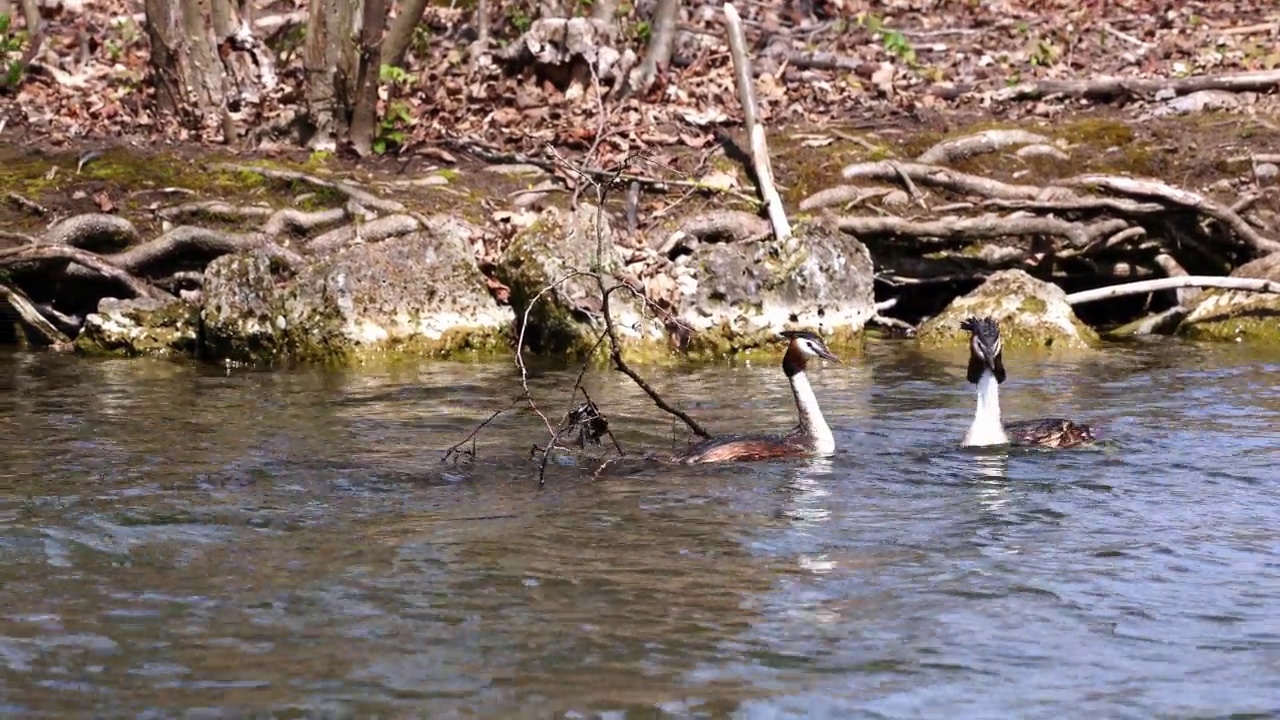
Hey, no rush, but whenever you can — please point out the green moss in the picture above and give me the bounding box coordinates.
[1019,296,1048,314]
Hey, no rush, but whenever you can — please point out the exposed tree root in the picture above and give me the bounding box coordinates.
[841,160,1073,202]
[799,186,893,212]
[1,245,171,300]
[306,214,422,254]
[835,214,1131,249]
[1056,174,1280,256]
[677,210,771,244]
[992,68,1280,103]
[916,129,1051,166]
[44,213,140,251]
[74,226,306,277]
[207,163,408,215]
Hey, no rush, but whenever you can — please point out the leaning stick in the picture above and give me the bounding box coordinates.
[0,282,72,348]
[1065,276,1280,306]
[724,2,791,241]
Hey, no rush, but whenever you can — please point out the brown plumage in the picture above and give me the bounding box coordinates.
[671,330,841,465]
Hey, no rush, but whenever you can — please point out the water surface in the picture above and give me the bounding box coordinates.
[1,340,1278,718]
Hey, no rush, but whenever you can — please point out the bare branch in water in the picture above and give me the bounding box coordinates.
[441,67,714,480]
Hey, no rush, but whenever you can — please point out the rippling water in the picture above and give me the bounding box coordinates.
[1,339,1278,718]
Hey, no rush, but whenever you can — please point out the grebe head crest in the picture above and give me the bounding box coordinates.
[779,330,841,377]
[959,316,1006,384]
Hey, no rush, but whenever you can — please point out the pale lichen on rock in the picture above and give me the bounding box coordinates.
[916,269,1099,349]
[1178,252,1280,344]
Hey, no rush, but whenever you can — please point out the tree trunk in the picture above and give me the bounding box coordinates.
[620,0,679,97]
[303,0,358,151]
[591,0,617,24]
[348,0,387,156]
[382,0,429,69]
[143,0,276,140]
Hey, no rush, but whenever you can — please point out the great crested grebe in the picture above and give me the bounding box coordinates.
[672,330,842,464]
[960,316,1096,449]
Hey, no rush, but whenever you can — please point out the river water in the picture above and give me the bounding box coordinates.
[0,339,1277,718]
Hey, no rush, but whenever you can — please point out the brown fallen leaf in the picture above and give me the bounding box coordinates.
[92,191,116,213]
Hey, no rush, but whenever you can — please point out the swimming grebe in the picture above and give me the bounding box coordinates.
[960,316,1095,449]
[672,330,842,464]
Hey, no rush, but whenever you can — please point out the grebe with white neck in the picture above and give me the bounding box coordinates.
[960,316,1095,449]
[672,330,841,464]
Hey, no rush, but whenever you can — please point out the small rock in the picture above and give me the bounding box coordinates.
[1254,163,1279,187]
[76,296,200,358]
[666,219,876,354]
[1178,251,1280,344]
[916,269,1098,349]
[201,217,513,364]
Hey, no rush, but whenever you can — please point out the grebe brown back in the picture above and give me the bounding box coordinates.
[672,330,842,464]
[960,316,1095,449]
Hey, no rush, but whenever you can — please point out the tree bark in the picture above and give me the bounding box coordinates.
[349,0,387,156]
[143,0,274,137]
[620,0,678,97]
[303,0,358,151]
[592,0,617,24]
[382,0,429,69]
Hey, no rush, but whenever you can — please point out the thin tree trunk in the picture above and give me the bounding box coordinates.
[349,0,387,156]
[620,0,678,97]
[303,0,358,151]
[591,0,617,23]
[382,0,429,69]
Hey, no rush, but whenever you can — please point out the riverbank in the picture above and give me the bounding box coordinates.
[3,103,1280,365]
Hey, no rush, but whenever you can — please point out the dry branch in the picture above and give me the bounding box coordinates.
[1057,174,1280,255]
[1066,276,1280,306]
[993,69,1280,103]
[0,282,73,349]
[724,2,791,241]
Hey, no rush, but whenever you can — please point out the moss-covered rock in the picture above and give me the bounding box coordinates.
[669,219,875,357]
[1178,252,1280,344]
[75,297,200,358]
[492,203,649,356]
[200,217,514,364]
[917,269,1099,349]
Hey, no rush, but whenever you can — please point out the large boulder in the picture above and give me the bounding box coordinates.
[492,204,650,356]
[75,296,200,358]
[917,269,1099,349]
[1178,252,1280,343]
[665,219,876,354]
[201,217,514,364]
